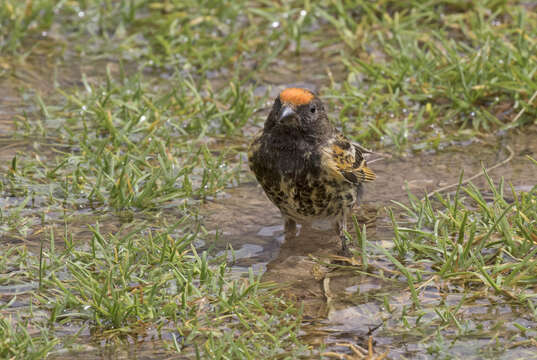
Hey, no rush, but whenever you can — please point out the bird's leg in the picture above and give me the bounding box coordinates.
[335,216,351,256]
[284,217,297,238]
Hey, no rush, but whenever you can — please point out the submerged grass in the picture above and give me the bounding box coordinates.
[1,66,289,357]
[2,223,309,358]
[396,165,537,296]
[1,0,537,358]
[340,161,537,356]
[0,316,58,360]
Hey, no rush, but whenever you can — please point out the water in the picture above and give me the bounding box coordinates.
[199,127,537,358]
[2,29,537,359]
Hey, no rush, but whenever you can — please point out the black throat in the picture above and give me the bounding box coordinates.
[256,128,322,180]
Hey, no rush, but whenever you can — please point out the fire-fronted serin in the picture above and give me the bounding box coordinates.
[248,88,376,254]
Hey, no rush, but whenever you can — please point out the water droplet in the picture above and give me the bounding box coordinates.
[140,115,147,122]
[494,97,500,102]
[81,105,87,111]
[402,108,408,114]
[389,113,395,118]
[498,59,504,64]
[300,10,307,17]
[470,111,476,117]
[78,11,85,18]
[271,21,280,28]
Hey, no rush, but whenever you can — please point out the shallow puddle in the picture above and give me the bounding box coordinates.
[2,116,536,358]
[2,27,537,357]
[201,125,537,358]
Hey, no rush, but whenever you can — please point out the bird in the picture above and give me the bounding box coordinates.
[248,87,376,255]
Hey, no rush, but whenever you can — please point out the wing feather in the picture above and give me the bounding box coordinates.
[321,134,376,184]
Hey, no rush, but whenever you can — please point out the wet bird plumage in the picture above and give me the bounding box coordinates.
[248,88,375,253]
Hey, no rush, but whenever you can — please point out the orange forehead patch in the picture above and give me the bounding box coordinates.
[279,88,314,106]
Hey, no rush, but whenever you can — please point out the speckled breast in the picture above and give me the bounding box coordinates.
[249,133,360,222]
[259,169,358,222]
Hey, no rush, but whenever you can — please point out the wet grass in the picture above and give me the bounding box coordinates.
[1,0,537,358]
[341,163,537,356]
[321,1,537,150]
[3,223,308,358]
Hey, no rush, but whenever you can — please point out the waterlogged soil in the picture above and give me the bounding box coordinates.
[2,46,537,359]
[202,125,537,358]
[2,112,537,359]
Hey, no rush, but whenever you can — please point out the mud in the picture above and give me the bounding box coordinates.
[201,125,537,357]
[2,31,537,358]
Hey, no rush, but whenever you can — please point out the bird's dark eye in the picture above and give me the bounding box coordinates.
[310,105,316,114]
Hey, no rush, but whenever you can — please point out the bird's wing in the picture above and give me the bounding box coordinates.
[321,134,376,184]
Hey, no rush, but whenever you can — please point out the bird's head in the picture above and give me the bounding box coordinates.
[264,88,331,137]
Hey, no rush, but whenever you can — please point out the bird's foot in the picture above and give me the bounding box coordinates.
[284,218,297,238]
[338,233,353,257]
[335,218,353,257]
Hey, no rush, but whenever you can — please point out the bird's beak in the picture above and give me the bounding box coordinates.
[278,105,297,123]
